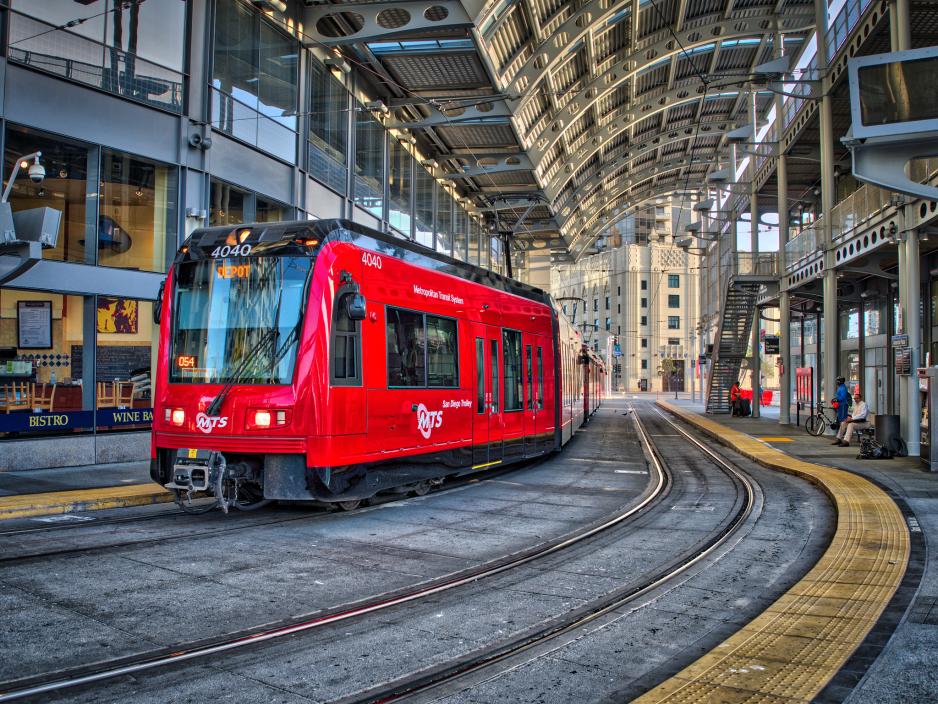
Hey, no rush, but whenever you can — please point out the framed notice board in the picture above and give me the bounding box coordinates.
[17,300,52,349]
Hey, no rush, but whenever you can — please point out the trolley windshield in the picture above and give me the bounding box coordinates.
[170,256,312,384]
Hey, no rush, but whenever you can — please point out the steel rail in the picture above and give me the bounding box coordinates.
[0,411,667,703]
[329,403,757,704]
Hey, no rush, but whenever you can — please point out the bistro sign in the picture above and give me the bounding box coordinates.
[0,408,153,434]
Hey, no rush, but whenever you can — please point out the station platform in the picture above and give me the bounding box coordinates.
[644,399,935,703]
[0,460,169,520]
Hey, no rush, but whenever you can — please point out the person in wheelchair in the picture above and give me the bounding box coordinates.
[832,391,869,447]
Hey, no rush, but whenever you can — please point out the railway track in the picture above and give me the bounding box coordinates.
[328,403,758,703]
[0,405,669,702]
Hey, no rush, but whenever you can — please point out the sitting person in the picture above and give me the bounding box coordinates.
[832,391,869,447]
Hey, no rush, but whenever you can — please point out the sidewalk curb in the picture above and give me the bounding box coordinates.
[0,485,173,521]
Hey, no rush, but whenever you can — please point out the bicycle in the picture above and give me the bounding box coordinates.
[804,402,838,436]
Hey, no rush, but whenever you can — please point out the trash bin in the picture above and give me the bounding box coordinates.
[875,414,901,448]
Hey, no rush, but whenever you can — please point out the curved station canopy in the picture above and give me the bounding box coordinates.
[305,0,816,261]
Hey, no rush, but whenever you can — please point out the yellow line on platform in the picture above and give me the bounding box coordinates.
[634,401,909,704]
[0,484,173,521]
[756,436,795,442]
[471,460,503,470]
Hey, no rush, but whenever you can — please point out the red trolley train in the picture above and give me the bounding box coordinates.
[150,219,604,511]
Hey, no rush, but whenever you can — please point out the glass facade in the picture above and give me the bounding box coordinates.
[308,58,348,195]
[388,139,413,237]
[212,0,298,161]
[210,179,247,226]
[9,0,186,112]
[414,165,434,248]
[435,184,454,257]
[354,109,385,219]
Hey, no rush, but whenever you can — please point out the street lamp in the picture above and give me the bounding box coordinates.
[2,152,44,203]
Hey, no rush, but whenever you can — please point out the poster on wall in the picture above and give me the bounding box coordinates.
[97,298,138,334]
[17,301,52,348]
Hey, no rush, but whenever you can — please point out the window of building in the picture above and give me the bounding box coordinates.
[209,179,247,226]
[503,329,523,411]
[10,0,187,112]
[387,308,458,387]
[605,317,611,331]
[99,148,179,273]
[331,291,361,385]
[388,140,413,237]
[593,299,598,312]
[640,315,647,326]
[617,286,621,296]
[641,359,647,370]
[641,338,648,348]
[617,304,621,314]
[668,294,680,308]
[605,296,610,310]
[667,337,680,345]
[435,184,454,257]
[452,209,468,261]
[668,274,680,288]
[467,218,481,264]
[668,316,680,329]
[594,318,599,331]
[354,109,385,219]
[641,280,647,290]
[256,197,290,222]
[211,0,298,161]
[308,58,348,195]
[414,165,434,248]
[840,305,860,340]
[641,298,647,308]
[5,126,90,264]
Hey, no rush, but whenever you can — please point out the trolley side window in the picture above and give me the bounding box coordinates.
[502,329,523,412]
[331,292,362,385]
[490,339,499,413]
[526,344,533,410]
[386,307,458,388]
[537,346,544,410]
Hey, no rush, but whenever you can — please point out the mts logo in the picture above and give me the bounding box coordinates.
[195,413,228,434]
[416,403,443,439]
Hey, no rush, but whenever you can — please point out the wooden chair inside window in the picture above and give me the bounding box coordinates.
[96,381,117,409]
[33,383,56,412]
[116,381,135,408]
[0,382,32,414]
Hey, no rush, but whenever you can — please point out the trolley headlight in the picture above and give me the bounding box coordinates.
[247,408,290,430]
[167,408,185,426]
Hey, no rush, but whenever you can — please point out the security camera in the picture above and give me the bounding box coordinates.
[27,161,45,184]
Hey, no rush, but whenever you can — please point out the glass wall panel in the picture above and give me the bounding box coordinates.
[839,305,860,339]
[388,140,412,237]
[308,58,347,195]
[354,110,385,219]
[468,219,480,264]
[480,232,490,270]
[5,126,89,264]
[865,297,886,336]
[435,184,453,256]
[94,298,154,431]
[452,208,468,261]
[99,149,178,273]
[212,0,297,161]
[256,197,290,222]
[0,290,91,436]
[490,237,501,274]
[10,1,185,112]
[209,179,247,226]
[414,166,434,248]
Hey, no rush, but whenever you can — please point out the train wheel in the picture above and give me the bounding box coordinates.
[410,481,431,497]
[337,499,361,511]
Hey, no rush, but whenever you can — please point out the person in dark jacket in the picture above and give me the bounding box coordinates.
[833,376,850,424]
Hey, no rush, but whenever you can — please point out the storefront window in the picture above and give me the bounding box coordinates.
[435,184,453,257]
[10,1,186,112]
[414,166,434,248]
[256,197,290,222]
[212,0,298,161]
[308,58,348,195]
[210,179,247,226]
[0,289,90,436]
[839,305,859,340]
[99,149,178,273]
[865,297,886,336]
[354,109,384,219]
[5,126,89,264]
[388,140,412,237]
[94,298,154,431]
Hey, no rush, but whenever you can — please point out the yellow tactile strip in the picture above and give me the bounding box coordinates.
[0,484,172,520]
[633,401,910,704]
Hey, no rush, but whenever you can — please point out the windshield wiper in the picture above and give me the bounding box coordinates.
[205,327,279,417]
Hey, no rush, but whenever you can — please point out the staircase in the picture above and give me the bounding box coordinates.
[706,282,763,413]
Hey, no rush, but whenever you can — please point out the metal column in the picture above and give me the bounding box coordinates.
[778,156,792,424]
[817,0,838,410]
[750,185,761,418]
